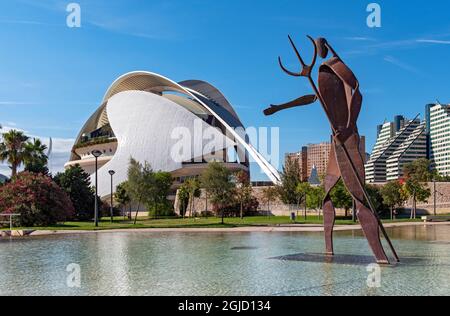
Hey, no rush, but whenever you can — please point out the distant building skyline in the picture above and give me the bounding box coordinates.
[427,103,450,177]
[286,138,366,182]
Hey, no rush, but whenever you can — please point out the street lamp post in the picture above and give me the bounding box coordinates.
[92,150,103,227]
[109,170,116,223]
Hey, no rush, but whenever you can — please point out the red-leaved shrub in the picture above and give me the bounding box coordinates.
[0,172,75,227]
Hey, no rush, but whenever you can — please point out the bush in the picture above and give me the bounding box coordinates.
[148,201,175,218]
[54,165,96,221]
[0,172,75,227]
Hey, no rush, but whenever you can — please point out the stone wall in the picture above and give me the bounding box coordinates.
[404,182,450,215]
[178,182,450,217]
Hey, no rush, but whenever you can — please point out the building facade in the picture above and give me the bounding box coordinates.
[365,115,427,183]
[427,103,450,177]
[286,139,366,182]
[65,71,281,199]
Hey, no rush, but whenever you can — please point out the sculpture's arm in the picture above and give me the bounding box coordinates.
[264,94,317,116]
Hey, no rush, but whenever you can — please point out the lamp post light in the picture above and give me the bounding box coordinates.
[109,170,116,223]
[92,150,103,227]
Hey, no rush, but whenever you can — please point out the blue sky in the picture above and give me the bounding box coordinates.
[0,0,450,179]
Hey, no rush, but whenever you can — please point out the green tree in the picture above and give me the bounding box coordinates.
[262,186,278,216]
[177,185,190,218]
[0,130,29,177]
[381,180,407,220]
[366,184,386,215]
[54,164,96,221]
[235,171,252,219]
[404,179,431,219]
[296,182,311,219]
[200,162,235,224]
[278,159,302,205]
[148,171,173,218]
[403,158,435,182]
[331,180,353,217]
[24,138,49,174]
[183,177,201,218]
[127,158,154,224]
[306,185,325,214]
[114,181,132,219]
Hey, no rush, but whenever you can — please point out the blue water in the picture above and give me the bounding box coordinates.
[0,225,449,296]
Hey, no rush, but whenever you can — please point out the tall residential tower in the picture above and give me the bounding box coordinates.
[365,115,427,183]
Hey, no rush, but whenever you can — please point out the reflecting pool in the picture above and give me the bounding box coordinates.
[0,224,449,296]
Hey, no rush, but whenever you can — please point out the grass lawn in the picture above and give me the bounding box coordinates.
[1,215,425,232]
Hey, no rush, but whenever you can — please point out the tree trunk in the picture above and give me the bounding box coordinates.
[189,194,193,218]
[413,197,417,219]
[240,201,243,220]
[128,204,132,220]
[205,193,208,219]
[391,207,394,221]
[304,196,307,221]
[221,208,224,225]
[11,164,17,178]
[133,198,142,225]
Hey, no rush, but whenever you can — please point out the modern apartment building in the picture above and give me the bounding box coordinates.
[286,138,366,183]
[365,115,427,183]
[427,103,450,177]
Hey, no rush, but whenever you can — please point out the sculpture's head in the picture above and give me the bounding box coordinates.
[315,38,329,59]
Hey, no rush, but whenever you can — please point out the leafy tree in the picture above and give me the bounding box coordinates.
[296,182,311,219]
[404,179,431,219]
[182,178,201,217]
[403,158,436,182]
[127,158,153,224]
[114,181,132,219]
[24,138,49,174]
[261,186,278,216]
[148,171,173,218]
[200,162,235,224]
[403,159,433,219]
[235,171,252,219]
[54,164,96,221]
[0,130,29,177]
[331,180,353,217]
[366,184,386,216]
[381,180,407,220]
[306,185,325,212]
[0,172,74,227]
[177,185,190,218]
[278,159,302,205]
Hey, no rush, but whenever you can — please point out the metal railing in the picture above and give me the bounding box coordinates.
[0,214,20,231]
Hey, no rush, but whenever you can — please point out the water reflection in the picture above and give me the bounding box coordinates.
[0,224,448,296]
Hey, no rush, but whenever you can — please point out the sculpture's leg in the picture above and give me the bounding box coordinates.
[335,134,390,264]
[323,142,340,256]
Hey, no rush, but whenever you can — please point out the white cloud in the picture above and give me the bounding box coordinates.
[416,39,450,45]
[383,56,420,74]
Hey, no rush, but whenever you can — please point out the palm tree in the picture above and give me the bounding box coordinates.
[24,138,49,174]
[0,130,29,177]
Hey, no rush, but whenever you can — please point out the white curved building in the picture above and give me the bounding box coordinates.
[65,72,281,198]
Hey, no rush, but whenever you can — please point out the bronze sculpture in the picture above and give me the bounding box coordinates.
[265,36,399,264]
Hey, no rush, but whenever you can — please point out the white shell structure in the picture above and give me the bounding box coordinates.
[65,71,281,198]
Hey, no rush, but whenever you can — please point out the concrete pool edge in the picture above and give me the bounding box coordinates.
[6,221,448,238]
